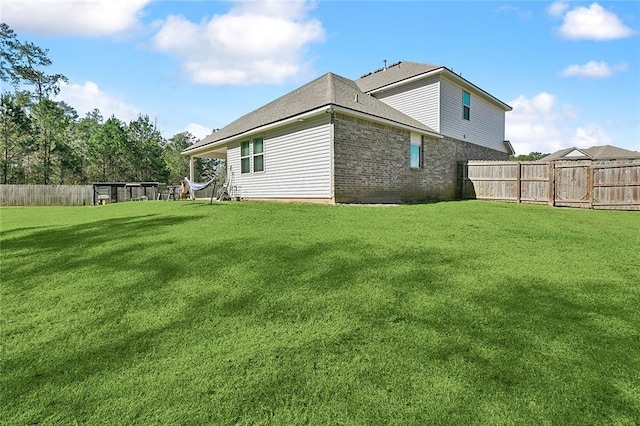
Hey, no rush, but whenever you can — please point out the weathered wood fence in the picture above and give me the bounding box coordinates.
[1,184,214,206]
[1,185,94,206]
[461,160,640,210]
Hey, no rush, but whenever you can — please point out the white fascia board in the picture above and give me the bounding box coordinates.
[368,67,512,112]
[183,106,333,156]
[331,106,443,139]
[503,140,515,156]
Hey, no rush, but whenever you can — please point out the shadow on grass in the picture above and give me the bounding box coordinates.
[2,214,639,423]
[2,214,204,288]
[459,276,640,423]
[3,224,460,421]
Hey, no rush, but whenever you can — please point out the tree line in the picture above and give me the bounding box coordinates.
[1,23,216,186]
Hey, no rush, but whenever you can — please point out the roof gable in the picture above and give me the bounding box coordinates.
[564,148,589,158]
[184,72,439,154]
[540,145,640,161]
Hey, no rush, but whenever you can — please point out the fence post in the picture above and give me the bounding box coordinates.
[516,162,522,204]
[548,162,555,207]
[588,166,594,209]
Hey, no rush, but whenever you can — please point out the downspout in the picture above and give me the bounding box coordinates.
[329,109,335,203]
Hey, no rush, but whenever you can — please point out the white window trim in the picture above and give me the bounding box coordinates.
[240,137,265,174]
[252,137,265,174]
[410,133,422,169]
[463,90,471,121]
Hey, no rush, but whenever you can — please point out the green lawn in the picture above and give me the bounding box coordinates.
[1,201,639,424]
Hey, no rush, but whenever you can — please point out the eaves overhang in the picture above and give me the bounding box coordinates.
[181,105,333,157]
[182,104,443,157]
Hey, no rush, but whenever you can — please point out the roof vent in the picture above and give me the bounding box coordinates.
[383,59,387,70]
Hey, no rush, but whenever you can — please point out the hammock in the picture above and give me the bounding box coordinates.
[184,177,217,200]
[184,177,216,192]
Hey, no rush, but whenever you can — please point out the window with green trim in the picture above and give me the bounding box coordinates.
[253,138,264,172]
[241,141,250,173]
[463,91,470,121]
[240,137,264,174]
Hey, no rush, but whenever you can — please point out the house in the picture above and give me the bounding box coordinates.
[183,61,513,203]
[539,145,640,162]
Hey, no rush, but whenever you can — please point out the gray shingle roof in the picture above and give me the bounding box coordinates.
[540,145,640,161]
[585,145,640,159]
[539,147,588,161]
[356,61,443,93]
[356,61,512,112]
[184,72,439,154]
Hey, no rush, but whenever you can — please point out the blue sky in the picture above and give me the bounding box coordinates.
[3,0,638,155]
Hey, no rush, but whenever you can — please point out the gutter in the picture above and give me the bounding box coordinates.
[183,104,443,157]
[182,105,333,156]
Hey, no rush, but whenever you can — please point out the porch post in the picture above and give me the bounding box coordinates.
[189,156,195,181]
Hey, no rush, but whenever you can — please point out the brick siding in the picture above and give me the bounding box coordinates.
[332,113,508,203]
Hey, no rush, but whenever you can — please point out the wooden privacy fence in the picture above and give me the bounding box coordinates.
[1,183,209,206]
[1,185,94,206]
[461,160,640,211]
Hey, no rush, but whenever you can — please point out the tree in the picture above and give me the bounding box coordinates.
[163,132,194,184]
[30,99,78,184]
[0,92,31,183]
[1,24,67,99]
[126,115,168,182]
[1,23,20,85]
[2,24,73,184]
[1,23,209,186]
[510,152,548,162]
[75,109,103,183]
[86,116,127,182]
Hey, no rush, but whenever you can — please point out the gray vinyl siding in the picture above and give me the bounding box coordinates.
[440,77,507,152]
[226,115,332,199]
[374,75,440,132]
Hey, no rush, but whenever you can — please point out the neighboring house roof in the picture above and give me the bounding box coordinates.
[356,61,512,112]
[540,145,640,161]
[184,72,440,155]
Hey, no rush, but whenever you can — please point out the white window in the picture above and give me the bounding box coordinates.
[253,138,264,172]
[410,133,422,168]
[463,91,471,121]
[240,137,264,174]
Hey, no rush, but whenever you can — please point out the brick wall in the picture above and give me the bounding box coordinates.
[332,113,508,203]
[424,135,509,199]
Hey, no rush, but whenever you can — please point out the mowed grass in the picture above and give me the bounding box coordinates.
[1,200,639,424]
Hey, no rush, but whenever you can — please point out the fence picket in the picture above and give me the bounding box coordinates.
[464,160,640,211]
[1,185,93,206]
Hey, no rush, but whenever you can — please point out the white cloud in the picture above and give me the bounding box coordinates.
[547,1,570,18]
[561,61,628,78]
[184,123,212,140]
[56,81,140,122]
[507,93,567,155]
[507,92,615,155]
[2,0,151,36]
[570,124,612,147]
[557,3,636,40]
[495,5,533,21]
[152,0,326,85]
